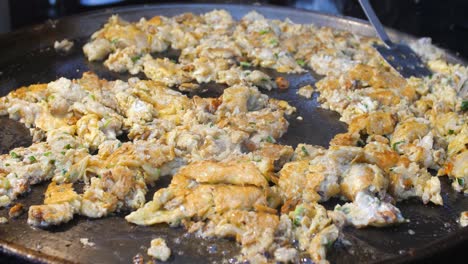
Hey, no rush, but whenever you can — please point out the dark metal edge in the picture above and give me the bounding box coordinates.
[375,226,468,264]
[0,238,75,264]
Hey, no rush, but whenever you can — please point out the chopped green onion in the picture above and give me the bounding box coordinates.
[296,59,306,67]
[457,178,465,186]
[336,206,350,214]
[301,146,309,156]
[10,151,20,159]
[274,53,279,59]
[294,205,304,215]
[117,142,122,148]
[60,151,66,155]
[102,119,112,129]
[269,39,279,46]
[5,163,10,167]
[448,129,454,135]
[293,218,302,226]
[64,144,72,150]
[259,29,270,35]
[461,100,468,111]
[131,54,142,63]
[62,169,67,175]
[44,152,52,157]
[111,39,119,44]
[293,205,305,226]
[392,140,405,152]
[89,94,96,100]
[154,168,161,176]
[326,240,334,249]
[265,136,274,143]
[240,61,251,67]
[3,178,10,189]
[260,77,269,82]
[357,139,366,147]
[170,218,182,227]
[28,156,37,163]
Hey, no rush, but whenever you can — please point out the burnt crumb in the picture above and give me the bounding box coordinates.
[133,253,144,264]
[9,203,24,218]
[275,77,290,90]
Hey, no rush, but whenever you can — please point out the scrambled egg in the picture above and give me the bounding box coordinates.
[0,72,292,226]
[0,9,467,264]
[460,211,468,227]
[147,238,171,261]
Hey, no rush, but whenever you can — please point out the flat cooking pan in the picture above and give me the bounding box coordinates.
[0,4,467,264]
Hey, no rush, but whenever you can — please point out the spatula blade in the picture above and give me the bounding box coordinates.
[374,43,432,78]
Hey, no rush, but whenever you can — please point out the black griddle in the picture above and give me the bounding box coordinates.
[0,4,467,264]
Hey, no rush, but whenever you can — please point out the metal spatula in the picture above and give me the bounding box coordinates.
[358,0,432,78]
